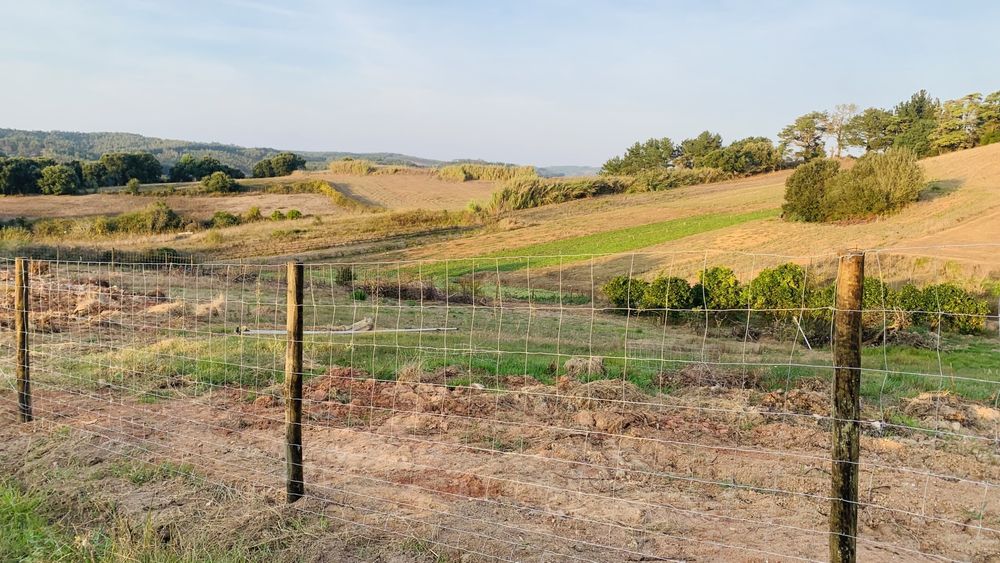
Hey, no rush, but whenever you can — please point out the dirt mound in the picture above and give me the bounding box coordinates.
[194,294,226,318]
[903,391,1000,430]
[656,363,761,390]
[146,300,189,316]
[760,389,829,416]
[566,379,646,409]
[572,409,655,433]
[564,356,606,379]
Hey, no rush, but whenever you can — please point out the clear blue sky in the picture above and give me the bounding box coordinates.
[1,0,997,165]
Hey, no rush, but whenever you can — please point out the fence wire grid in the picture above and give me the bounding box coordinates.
[1,247,1000,562]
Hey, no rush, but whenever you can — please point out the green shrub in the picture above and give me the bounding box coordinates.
[746,263,812,316]
[328,158,376,175]
[823,148,924,221]
[783,149,924,223]
[921,283,989,333]
[437,164,537,182]
[693,266,744,311]
[641,276,693,319]
[38,164,81,195]
[125,178,141,195]
[270,210,286,221]
[350,289,367,301]
[201,171,238,193]
[782,159,841,222]
[211,211,240,229]
[860,278,895,331]
[601,275,647,312]
[243,206,263,222]
[286,209,303,220]
[113,202,181,234]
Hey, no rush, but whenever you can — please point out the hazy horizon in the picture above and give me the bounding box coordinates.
[2,0,998,166]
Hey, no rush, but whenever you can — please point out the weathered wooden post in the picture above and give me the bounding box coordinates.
[285,261,305,502]
[14,257,32,423]
[830,251,864,562]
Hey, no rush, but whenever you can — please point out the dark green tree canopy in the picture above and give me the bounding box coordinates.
[601,138,675,175]
[252,152,306,178]
[778,111,829,162]
[201,171,239,193]
[676,131,723,168]
[699,137,782,175]
[98,152,163,185]
[38,164,81,195]
[848,108,894,152]
[169,154,245,182]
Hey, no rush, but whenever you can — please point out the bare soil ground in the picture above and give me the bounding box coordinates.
[2,367,998,561]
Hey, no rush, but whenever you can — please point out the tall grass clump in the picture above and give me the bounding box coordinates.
[328,158,377,175]
[436,164,537,182]
[483,176,632,214]
[477,166,734,215]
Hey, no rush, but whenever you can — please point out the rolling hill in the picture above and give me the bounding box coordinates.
[402,143,1000,288]
[0,128,592,177]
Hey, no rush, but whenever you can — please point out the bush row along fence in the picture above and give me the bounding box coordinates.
[1,250,999,561]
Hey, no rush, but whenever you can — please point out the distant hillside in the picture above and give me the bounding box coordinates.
[0,128,451,173]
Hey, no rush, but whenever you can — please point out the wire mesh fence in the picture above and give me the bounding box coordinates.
[1,248,999,561]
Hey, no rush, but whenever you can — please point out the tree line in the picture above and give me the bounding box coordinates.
[603,88,1000,177]
[0,151,307,195]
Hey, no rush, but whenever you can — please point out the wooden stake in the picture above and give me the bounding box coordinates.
[830,251,864,562]
[15,257,32,423]
[285,261,304,502]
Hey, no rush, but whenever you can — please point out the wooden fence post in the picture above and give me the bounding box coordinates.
[14,257,32,423]
[285,261,305,502]
[830,251,864,562]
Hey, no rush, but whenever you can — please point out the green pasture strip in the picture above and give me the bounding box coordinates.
[419,208,779,279]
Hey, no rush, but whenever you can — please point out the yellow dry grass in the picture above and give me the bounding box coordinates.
[288,170,499,210]
[0,193,344,221]
[406,144,1000,287]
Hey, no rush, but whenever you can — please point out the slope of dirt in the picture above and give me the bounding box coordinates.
[3,370,998,562]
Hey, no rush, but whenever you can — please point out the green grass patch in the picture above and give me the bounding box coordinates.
[0,482,87,561]
[107,461,197,485]
[478,284,591,305]
[422,208,779,279]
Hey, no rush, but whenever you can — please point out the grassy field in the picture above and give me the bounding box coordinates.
[421,208,779,278]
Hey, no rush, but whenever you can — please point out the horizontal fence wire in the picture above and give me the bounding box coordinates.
[1,248,999,561]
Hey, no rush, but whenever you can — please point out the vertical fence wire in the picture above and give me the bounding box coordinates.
[1,248,998,561]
